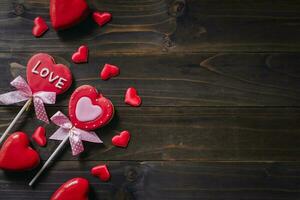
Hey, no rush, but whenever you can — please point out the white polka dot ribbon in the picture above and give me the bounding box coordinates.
[0,76,56,123]
[49,111,103,156]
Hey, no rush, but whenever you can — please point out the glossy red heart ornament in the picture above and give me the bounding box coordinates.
[91,164,110,181]
[69,85,114,130]
[93,12,112,27]
[32,126,47,147]
[50,177,89,200]
[112,130,131,148]
[0,132,40,171]
[50,0,90,30]
[100,64,120,80]
[27,53,72,95]
[32,16,48,37]
[72,45,88,63]
[125,87,142,107]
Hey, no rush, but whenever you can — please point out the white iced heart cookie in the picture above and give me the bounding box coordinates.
[75,97,103,122]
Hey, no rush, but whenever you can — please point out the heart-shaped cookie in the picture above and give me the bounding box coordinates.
[72,45,88,63]
[100,64,120,80]
[125,87,142,107]
[91,164,110,181]
[32,126,47,147]
[32,16,48,37]
[112,130,131,148]
[50,177,89,200]
[93,12,112,27]
[50,0,90,30]
[0,132,40,171]
[27,53,72,95]
[69,85,114,130]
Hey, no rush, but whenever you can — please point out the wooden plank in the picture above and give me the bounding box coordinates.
[174,0,300,53]
[0,0,300,53]
[1,161,300,199]
[1,52,300,106]
[0,106,299,161]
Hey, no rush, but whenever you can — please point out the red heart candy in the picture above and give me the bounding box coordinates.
[27,53,72,95]
[32,126,47,147]
[69,85,114,130]
[125,87,142,107]
[32,16,48,37]
[50,177,89,200]
[91,164,110,182]
[112,131,131,148]
[0,132,40,171]
[93,12,112,27]
[72,45,88,63]
[50,0,90,30]
[100,64,120,80]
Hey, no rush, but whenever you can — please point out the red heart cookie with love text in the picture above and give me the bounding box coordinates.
[72,45,89,63]
[69,85,114,130]
[27,53,72,95]
[32,16,48,37]
[100,63,120,80]
[50,0,90,30]
[50,177,89,200]
[112,130,131,148]
[93,12,112,27]
[0,132,40,171]
[91,164,110,182]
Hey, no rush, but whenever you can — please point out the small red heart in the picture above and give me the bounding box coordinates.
[69,85,114,130]
[27,53,72,95]
[32,126,47,147]
[100,64,120,80]
[91,164,110,182]
[93,12,112,27]
[72,45,89,63]
[0,132,40,171]
[32,17,48,37]
[50,0,90,30]
[112,131,131,148]
[50,177,89,200]
[125,87,142,107]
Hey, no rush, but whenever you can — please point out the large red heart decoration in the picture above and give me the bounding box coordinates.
[32,16,48,37]
[69,85,114,130]
[27,53,72,95]
[91,164,110,182]
[112,130,131,148]
[50,177,89,200]
[0,132,40,171]
[50,0,90,30]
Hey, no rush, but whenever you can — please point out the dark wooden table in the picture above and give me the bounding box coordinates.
[1,0,300,199]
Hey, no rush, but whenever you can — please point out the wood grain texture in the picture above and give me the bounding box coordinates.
[1,52,300,106]
[0,0,300,199]
[0,0,300,53]
[0,106,299,161]
[1,161,300,200]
